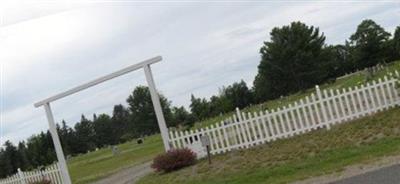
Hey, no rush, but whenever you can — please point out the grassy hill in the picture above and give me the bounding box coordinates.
[138,108,400,184]
[66,61,400,183]
[68,135,163,184]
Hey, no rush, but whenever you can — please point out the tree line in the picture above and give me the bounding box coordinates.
[1,19,399,178]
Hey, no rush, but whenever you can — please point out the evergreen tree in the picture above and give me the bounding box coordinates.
[349,19,391,69]
[209,95,232,115]
[74,115,96,153]
[26,132,56,167]
[17,142,31,170]
[0,148,10,178]
[111,104,131,142]
[189,95,210,120]
[127,86,172,136]
[171,106,195,127]
[1,141,17,176]
[93,114,116,146]
[254,21,328,102]
[322,44,355,80]
[221,80,253,109]
[390,26,400,61]
[57,120,75,156]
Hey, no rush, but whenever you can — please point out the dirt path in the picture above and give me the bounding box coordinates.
[92,162,152,184]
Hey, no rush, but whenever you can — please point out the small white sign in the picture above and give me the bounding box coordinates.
[187,141,207,159]
[200,135,210,147]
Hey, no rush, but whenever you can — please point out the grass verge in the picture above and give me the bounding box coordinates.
[138,107,400,184]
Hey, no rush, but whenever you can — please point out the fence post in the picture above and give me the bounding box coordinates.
[236,107,242,122]
[316,85,330,130]
[18,168,27,184]
[395,70,400,106]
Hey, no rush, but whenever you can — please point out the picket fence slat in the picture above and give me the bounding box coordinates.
[0,163,63,184]
[168,72,400,157]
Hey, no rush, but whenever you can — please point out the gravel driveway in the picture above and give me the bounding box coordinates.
[92,162,152,184]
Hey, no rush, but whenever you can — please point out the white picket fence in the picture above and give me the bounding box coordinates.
[169,71,400,155]
[0,163,63,184]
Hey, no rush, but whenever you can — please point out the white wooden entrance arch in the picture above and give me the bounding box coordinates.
[34,56,170,184]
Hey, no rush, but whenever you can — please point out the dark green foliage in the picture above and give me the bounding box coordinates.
[209,95,231,115]
[0,137,56,178]
[127,86,173,136]
[0,141,17,177]
[349,19,391,69]
[73,115,96,153]
[93,114,116,146]
[253,20,398,103]
[322,44,354,79]
[111,104,130,142]
[26,132,56,167]
[188,80,254,121]
[57,120,75,156]
[171,106,195,128]
[189,95,211,121]
[221,80,253,109]
[254,22,328,102]
[0,149,10,178]
[16,142,31,171]
[389,26,400,61]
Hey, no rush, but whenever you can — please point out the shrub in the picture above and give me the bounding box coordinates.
[151,148,196,172]
[28,178,51,184]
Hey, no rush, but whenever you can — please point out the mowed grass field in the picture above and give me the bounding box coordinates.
[138,108,400,184]
[68,135,163,184]
[66,60,400,183]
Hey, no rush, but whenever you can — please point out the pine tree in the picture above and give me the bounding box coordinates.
[127,86,172,136]
[254,21,327,102]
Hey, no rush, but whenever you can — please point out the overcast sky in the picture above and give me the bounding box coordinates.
[1,1,399,145]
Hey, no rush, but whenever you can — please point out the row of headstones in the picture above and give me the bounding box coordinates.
[64,137,146,160]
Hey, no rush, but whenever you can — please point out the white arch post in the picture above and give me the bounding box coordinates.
[34,56,170,184]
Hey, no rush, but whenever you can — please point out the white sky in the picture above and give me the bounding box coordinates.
[1,1,399,145]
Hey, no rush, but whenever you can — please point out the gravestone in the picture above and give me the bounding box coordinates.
[111,146,120,156]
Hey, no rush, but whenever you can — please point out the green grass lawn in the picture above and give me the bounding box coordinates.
[138,107,400,184]
[66,60,400,183]
[68,135,164,184]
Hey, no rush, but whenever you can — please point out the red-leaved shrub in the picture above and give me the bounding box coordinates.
[151,148,196,172]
